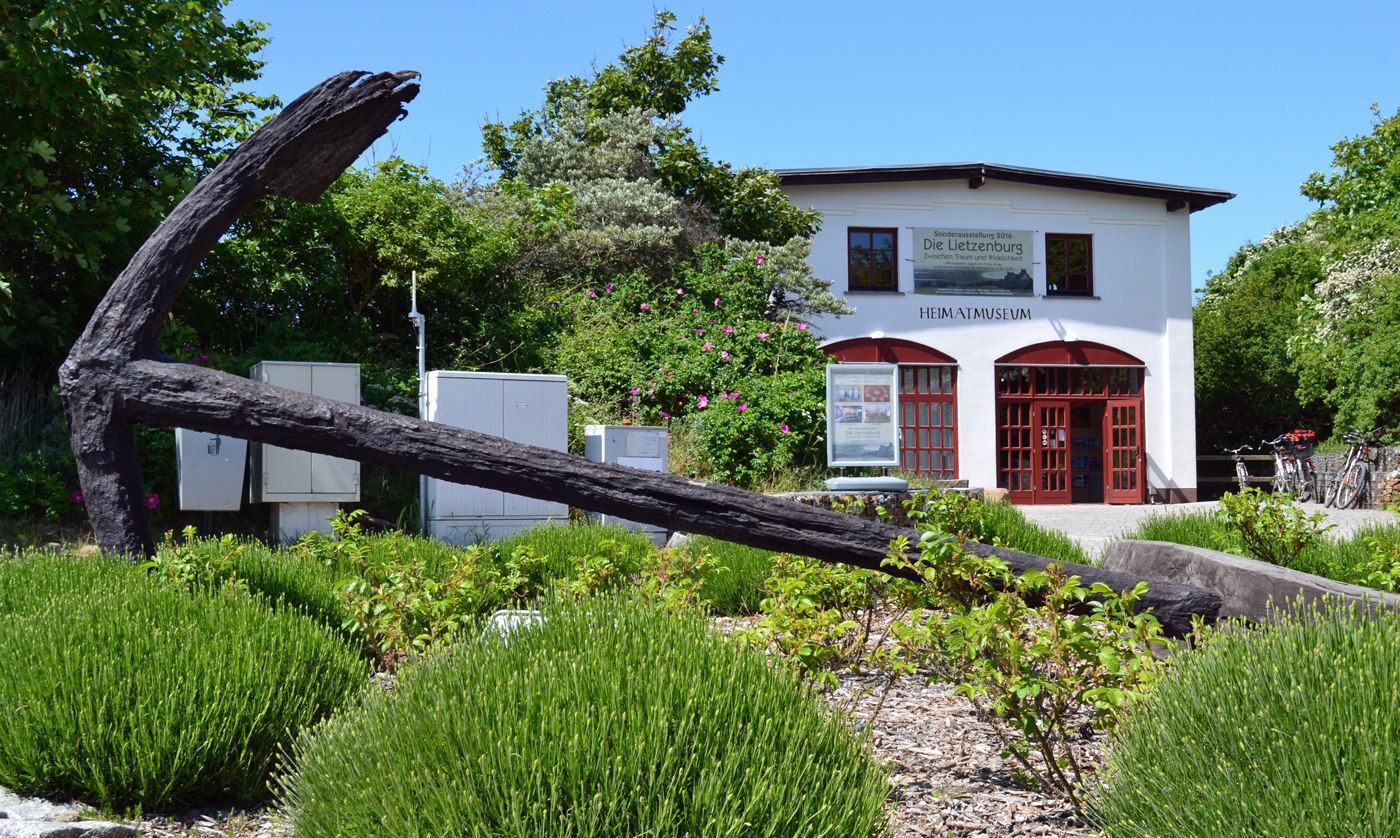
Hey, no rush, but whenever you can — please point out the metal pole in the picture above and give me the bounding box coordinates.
[409,270,427,534]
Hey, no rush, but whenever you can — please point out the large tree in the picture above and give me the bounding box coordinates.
[0,0,275,372]
[1197,104,1400,448]
[474,11,844,319]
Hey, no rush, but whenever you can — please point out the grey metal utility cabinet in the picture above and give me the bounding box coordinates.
[248,361,360,541]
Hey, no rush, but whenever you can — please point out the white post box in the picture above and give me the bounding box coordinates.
[424,371,569,543]
[583,424,669,543]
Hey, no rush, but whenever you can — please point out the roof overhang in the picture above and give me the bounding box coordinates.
[776,162,1234,213]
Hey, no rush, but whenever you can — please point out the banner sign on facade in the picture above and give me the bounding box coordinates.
[913,228,1034,296]
[826,363,900,468]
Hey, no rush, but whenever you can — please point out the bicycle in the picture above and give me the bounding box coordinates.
[1285,429,1318,503]
[1262,434,1308,500]
[1223,443,1253,492]
[1325,428,1386,509]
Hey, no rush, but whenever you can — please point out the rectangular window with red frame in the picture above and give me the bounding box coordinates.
[1045,233,1093,296]
[848,227,898,291]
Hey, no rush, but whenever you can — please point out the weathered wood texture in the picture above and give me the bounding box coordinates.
[58,71,1221,637]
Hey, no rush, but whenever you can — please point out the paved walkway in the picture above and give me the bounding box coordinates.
[1015,501,1398,560]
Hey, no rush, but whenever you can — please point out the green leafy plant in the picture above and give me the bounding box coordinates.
[1090,599,1400,836]
[893,534,1163,805]
[142,525,247,592]
[1215,487,1334,567]
[277,594,892,837]
[0,551,365,811]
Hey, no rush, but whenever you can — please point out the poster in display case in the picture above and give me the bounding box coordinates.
[826,363,900,468]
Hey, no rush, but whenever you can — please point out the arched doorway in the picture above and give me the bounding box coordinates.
[824,337,958,478]
[995,341,1145,504]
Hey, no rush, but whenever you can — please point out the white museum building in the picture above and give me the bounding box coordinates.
[779,163,1233,504]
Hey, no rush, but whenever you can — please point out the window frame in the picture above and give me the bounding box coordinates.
[847,227,899,292]
[1044,233,1094,297]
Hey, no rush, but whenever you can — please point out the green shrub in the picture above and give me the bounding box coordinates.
[1216,487,1333,567]
[1090,599,1400,836]
[0,552,366,811]
[903,489,1090,565]
[678,535,775,615]
[278,594,892,837]
[977,498,1091,565]
[493,521,657,590]
[1117,508,1237,553]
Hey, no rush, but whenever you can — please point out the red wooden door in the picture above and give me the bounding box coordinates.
[997,401,1035,502]
[1104,398,1145,504]
[1036,401,1072,503]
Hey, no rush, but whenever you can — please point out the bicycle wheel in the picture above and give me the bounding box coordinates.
[1323,474,1339,507]
[1334,463,1368,509]
[1297,462,1315,503]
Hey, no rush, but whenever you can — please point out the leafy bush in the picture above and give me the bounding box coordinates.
[883,535,1164,805]
[549,246,831,488]
[0,552,366,811]
[1216,487,1334,567]
[1090,599,1400,836]
[900,489,1090,565]
[278,594,892,837]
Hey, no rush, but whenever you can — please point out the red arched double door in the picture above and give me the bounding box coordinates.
[824,338,958,478]
[995,341,1145,505]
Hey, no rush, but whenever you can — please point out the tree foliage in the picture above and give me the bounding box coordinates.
[0,0,276,370]
[479,11,825,259]
[1301,104,1400,218]
[1198,105,1400,448]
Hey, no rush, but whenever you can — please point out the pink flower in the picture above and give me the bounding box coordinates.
[630,387,640,395]
[71,490,84,504]
[144,493,160,510]
[640,303,650,311]
[719,392,729,400]
[676,288,685,296]
[702,342,713,351]
[755,254,765,266]
[796,322,808,330]
[723,325,734,334]
[586,289,596,297]
[729,391,739,399]
[714,297,722,307]
[738,404,748,412]
[756,332,770,339]
[720,351,729,360]
[697,395,709,409]
[779,423,790,433]
[604,282,614,293]
[660,411,670,418]
[695,327,705,334]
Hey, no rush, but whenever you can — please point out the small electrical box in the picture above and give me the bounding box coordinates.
[583,424,669,543]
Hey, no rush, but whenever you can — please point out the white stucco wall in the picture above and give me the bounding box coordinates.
[784,177,1200,497]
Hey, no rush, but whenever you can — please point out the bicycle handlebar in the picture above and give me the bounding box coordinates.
[1223,444,1253,455]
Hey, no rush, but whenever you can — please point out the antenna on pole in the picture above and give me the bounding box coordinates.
[409,270,427,534]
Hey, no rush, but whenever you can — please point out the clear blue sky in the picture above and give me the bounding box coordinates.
[226,0,1400,289]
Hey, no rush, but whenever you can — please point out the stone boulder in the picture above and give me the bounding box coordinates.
[1104,540,1400,623]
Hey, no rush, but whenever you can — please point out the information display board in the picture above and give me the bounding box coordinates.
[826,363,900,468]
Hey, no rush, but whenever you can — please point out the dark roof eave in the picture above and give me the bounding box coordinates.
[776,162,1234,213]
